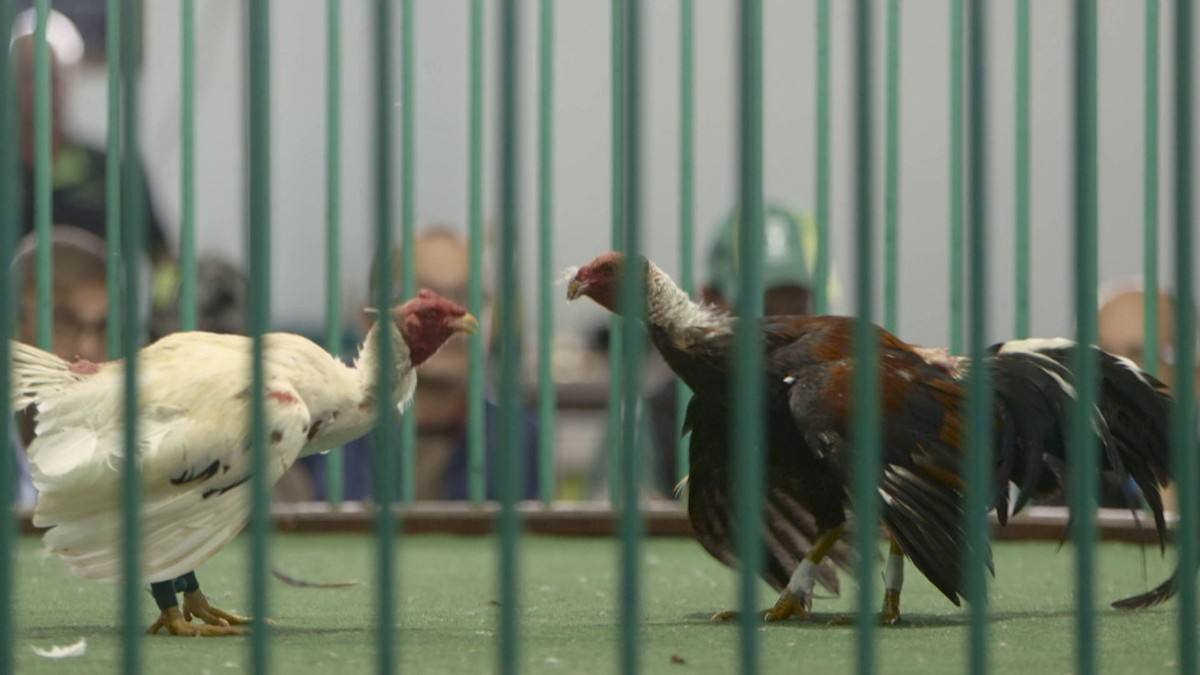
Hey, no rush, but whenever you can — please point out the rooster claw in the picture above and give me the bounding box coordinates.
[763,590,811,622]
[146,607,249,637]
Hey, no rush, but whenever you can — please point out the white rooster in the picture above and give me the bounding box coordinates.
[10,289,477,636]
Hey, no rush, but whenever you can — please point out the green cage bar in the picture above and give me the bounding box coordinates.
[33,0,51,350]
[497,1,522,672]
[105,0,122,357]
[118,0,145,669]
[371,0,397,671]
[814,0,831,316]
[732,0,764,671]
[246,2,272,670]
[1171,0,1196,671]
[467,0,485,505]
[607,0,625,506]
[180,0,197,332]
[1014,0,1030,339]
[0,1,19,669]
[1068,2,1099,673]
[883,0,900,332]
[537,0,556,503]
[399,0,417,505]
[1142,0,1160,376]
[616,3,645,671]
[964,0,991,673]
[674,0,694,487]
[948,0,964,354]
[851,0,882,670]
[324,0,345,507]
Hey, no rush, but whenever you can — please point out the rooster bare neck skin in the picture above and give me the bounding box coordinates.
[644,262,729,341]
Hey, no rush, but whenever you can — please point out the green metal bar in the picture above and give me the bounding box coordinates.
[371,0,397,671]
[883,0,900,332]
[608,0,625,505]
[1069,2,1098,673]
[324,0,345,507]
[105,0,122,357]
[497,2,522,672]
[0,1,20,669]
[33,0,51,350]
[537,0,556,503]
[1171,1,1196,671]
[180,0,197,331]
[118,0,144,670]
[369,1,398,667]
[948,0,964,354]
[400,0,417,505]
[34,0,51,350]
[964,1,991,673]
[1014,0,1030,339]
[674,0,694,487]
[1142,0,1160,376]
[814,0,831,317]
[733,1,764,672]
[467,0,486,505]
[851,0,881,670]
[617,4,645,670]
[246,2,272,671]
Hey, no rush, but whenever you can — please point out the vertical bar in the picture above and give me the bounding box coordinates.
[324,0,345,507]
[608,0,625,505]
[948,0,964,354]
[1142,0,1160,375]
[180,0,197,331]
[1069,2,1098,673]
[371,1,397,671]
[674,0,695,486]
[964,1,991,673]
[497,1,523,672]
[1014,0,1030,339]
[1171,1,1197,671]
[733,1,764,672]
[106,0,122,356]
[883,0,900,332]
[399,0,417,505]
[467,0,486,504]
[246,2,272,671]
[851,0,881,671]
[814,0,831,316]
[119,0,144,670]
[0,1,19,669]
[617,4,646,672]
[537,0,556,503]
[33,0,51,349]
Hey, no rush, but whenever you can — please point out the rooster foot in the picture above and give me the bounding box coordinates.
[181,590,261,628]
[827,590,903,627]
[146,606,248,637]
[763,590,812,622]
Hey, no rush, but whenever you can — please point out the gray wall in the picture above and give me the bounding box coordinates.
[63,0,1199,350]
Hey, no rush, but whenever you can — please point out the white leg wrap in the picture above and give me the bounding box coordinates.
[884,551,904,592]
[785,559,818,608]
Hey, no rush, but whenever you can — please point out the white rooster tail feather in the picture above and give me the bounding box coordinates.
[9,340,78,412]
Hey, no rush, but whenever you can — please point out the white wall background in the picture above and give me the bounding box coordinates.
[62,0,1200,350]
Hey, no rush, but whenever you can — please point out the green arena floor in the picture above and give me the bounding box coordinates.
[12,533,1186,674]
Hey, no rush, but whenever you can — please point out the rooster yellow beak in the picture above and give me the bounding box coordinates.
[566,278,587,301]
[450,313,480,335]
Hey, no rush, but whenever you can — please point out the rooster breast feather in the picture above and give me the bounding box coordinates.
[22,337,313,584]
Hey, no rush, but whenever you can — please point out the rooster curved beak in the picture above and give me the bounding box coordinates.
[449,313,480,335]
[566,278,587,301]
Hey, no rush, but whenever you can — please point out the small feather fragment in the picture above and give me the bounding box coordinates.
[670,654,686,665]
[31,638,86,659]
[271,568,359,589]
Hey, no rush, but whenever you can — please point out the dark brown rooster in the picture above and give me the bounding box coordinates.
[567,251,1176,624]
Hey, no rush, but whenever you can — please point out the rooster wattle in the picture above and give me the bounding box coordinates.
[10,289,477,636]
[568,251,1175,625]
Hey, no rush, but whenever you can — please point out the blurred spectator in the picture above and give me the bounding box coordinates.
[11,9,171,263]
[149,256,248,340]
[300,228,541,501]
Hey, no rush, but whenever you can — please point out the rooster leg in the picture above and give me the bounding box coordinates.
[828,540,905,627]
[761,526,844,622]
[146,573,248,636]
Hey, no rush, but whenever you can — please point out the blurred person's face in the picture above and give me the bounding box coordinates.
[1098,290,1192,392]
[701,285,813,317]
[20,279,108,363]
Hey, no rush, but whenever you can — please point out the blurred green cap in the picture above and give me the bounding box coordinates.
[707,202,820,305]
